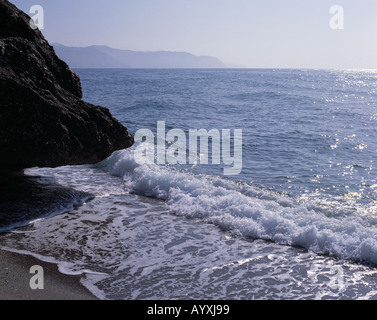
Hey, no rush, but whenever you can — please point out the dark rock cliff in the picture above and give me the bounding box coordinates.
[0,0,134,171]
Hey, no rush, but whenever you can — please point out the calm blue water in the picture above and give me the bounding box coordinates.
[81,68,377,204]
[2,69,377,300]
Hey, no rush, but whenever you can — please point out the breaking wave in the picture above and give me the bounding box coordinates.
[97,147,377,265]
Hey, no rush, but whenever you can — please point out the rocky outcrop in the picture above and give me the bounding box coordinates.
[0,0,134,171]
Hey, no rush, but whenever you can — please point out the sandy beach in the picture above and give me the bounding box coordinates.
[0,249,98,300]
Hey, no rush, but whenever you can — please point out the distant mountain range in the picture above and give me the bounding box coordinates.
[52,44,227,69]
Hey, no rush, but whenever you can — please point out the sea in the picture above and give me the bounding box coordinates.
[2,68,377,300]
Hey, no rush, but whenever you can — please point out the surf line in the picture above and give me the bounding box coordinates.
[134,121,243,176]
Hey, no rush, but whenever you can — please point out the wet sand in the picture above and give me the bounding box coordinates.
[0,249,98,300]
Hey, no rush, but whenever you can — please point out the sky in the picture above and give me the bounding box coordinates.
[10,0,377,69]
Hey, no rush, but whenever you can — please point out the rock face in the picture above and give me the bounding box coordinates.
[0,0,134,171]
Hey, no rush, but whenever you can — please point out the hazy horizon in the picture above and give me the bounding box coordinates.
[10,0,377,69]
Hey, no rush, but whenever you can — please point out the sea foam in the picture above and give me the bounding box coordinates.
[98,146,377,265]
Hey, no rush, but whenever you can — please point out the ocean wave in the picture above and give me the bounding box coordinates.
[98,147,377,265]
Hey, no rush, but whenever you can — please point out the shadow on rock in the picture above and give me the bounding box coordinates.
[0,171,94,233]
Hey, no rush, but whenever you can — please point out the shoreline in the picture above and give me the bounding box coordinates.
[0,248,99,300]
